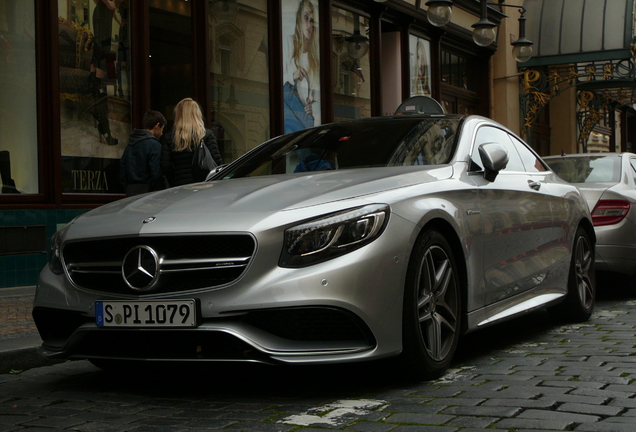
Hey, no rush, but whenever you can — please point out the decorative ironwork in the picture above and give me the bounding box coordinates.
[519,56,636,149]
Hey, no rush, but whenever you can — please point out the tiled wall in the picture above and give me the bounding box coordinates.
[0,209,88,288]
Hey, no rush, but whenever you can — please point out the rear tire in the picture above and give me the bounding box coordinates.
[400,228,461,381]
[550,226,595,322]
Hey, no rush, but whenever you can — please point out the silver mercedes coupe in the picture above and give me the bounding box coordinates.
[544,152,636,287]
[33,114,596,380]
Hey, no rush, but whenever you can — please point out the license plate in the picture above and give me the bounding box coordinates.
[95,300,198,328]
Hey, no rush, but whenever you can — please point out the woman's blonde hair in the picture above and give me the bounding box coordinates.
[172,98,206,151]
[292,0,319,81]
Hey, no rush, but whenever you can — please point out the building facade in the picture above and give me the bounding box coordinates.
[0,0,551,288]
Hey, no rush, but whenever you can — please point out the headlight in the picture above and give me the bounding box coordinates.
[280,204,390,268]
[48,229,64,275]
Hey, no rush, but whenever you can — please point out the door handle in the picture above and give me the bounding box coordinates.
[528,180,541,191]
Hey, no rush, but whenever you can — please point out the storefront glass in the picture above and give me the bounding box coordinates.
[410,35,431,97]
[150,0,192,129]
[0,0,38,194]
[209,0,270,163]
[441,49,475,92]
[58,0,131,194]
[332,7,371,122]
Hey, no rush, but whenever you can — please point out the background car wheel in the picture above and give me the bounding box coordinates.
[400,228,461,381]
[549,226,595,322]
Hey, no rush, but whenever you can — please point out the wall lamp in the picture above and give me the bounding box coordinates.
[425,0,453,27]
[425,0,534,63]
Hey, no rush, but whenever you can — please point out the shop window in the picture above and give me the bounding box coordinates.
[441,49,474,92]
[332,6,370,122]
[58,0,132,194]
[209,1,270,163]
[441,48,482,115]
[410,35,431,97]
[0,1,38,194]
[150,1,192,130]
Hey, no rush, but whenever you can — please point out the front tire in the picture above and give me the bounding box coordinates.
[550,226,595,322]
[400,228,461,381]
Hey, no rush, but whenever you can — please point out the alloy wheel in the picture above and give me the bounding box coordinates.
[416,245,459,362]
[575,234,594,311]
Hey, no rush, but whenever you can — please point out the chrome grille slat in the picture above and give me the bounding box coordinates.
[161,256,251,267]
[161,265,248,273]
[62,234,256,295]
[70,270,121,275]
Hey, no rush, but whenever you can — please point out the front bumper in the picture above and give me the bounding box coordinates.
[33,215,415,365]
[33,306,377,364]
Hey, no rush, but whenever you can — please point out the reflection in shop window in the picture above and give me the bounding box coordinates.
[0,1,37,194]
[332,7,370,122]
[210,0,270,163]
[58,0,132,194]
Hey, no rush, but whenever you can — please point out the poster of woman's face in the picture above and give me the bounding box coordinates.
[410,35,431,97]
[282,0,321,134]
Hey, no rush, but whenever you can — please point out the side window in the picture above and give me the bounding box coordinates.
[472,126,525,172]
[630,158,636,183]
[510,136,548,172]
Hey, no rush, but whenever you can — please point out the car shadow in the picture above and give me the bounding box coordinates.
[49,273,636,396]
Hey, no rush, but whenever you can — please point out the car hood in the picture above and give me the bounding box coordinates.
[65,166,453,239]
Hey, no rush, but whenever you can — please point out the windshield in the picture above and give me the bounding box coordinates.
[545,156,621,183]
[220,117,460,179]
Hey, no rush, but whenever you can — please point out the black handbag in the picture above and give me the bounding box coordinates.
[192,139,217,182]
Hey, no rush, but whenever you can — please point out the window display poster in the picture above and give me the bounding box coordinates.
[282,0,321,133]
[410,35,431,97]
[58,0,131,193]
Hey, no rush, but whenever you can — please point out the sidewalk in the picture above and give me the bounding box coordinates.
[0,286,52,374]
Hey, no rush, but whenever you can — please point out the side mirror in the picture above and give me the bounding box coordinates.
[205,164,228,181]
[478,142,509,182]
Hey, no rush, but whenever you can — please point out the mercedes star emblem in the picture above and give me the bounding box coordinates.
[122,245,160,291]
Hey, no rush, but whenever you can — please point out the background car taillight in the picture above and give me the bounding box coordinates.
[591,200,631,226]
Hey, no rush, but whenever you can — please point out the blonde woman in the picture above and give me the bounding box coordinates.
[283,0,320,132]
[161,98,222,186]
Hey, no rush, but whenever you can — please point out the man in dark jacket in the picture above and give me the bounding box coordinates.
[119,110,166,196]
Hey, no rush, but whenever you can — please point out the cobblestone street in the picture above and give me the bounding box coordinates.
[1,286,636,431]
[0,288,37,341]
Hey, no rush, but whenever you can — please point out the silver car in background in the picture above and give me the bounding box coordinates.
[34,115,595,381]
[544,153,636,286]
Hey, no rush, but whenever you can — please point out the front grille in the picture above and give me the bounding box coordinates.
[63,234,256,295]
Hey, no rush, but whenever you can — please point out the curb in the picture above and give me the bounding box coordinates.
[0,346,64,375]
